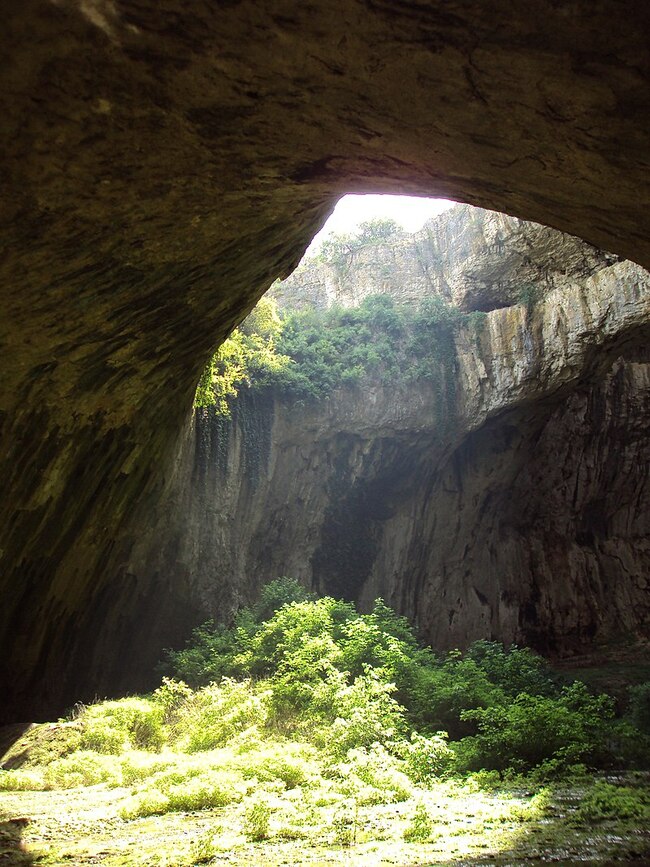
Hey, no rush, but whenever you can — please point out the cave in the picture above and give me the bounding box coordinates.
[1,1,650,722]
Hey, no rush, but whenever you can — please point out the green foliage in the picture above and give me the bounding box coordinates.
[244,796,273,841]
[80,697,166,753]
[403,802,433,842]
[120,767,241,819]
[161,582,647,776]
[8,579,648,846]
[159,614,255,688]
[398,731,455,784]
[189,832,221,864]
[356,218,403,245]
[574,781,650,824]
[455,683,616,773]
[194,296,290,413]
[517,282,542,312]
[178,679,270,752]
[195,289,479,409]
[42,751,122,788]
[331,799,358,845]
[253,576,316,622]
[628,681,650,734]
[315,218,402,271]
[466,640,559,697]
[330,744,412,804]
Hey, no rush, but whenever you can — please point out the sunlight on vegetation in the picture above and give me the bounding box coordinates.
[195,292,484,411]
[2,580,649,865]
[194,217,495,412]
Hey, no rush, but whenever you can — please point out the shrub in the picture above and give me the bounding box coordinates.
[403,803,433,842]
[120,752,178,785]
[179,679,270,752]
[160,617,253,687]
[628,682,650,735]
[80,698,166,752]
[232,742,317,789]
[574,782,650,824]
[399,731,455,783]
[313,668,407,756]
[253,576,315,621]
[331,799,357,845]
[465,640,558,697]
[42,751,121,788]
[331,745,412,804]
[120,768,242,819]
[152,677,193,721]
[0,769,45,791]
[244,796,272,841]
[455,683,616,772]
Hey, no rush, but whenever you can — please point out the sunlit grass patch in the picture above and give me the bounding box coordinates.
[3,586,650,864]
[80,697,166,753]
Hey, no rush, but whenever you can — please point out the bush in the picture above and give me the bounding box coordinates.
[43,752,121,789]
[80,698,166,752]
[628,682,650,735]
[232,742,317,789]
[253,576,315,621]
[454,683,616,772]
[244,796,272,841]
[0,769,45,791]
[399,731,455,783]
[403,803,433,842]
[574,782,650,823]
[465,640,558,697]
[179,679,270,752]
[312,668,407,756]
[330,745,412,804]
[120,768,242,819]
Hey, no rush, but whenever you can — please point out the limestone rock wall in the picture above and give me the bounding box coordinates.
[143,257,650,656]
[273,205,618,312]
[3,1,650,720]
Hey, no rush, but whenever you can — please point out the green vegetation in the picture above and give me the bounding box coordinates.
[160,579,649,776]
[194,296,290,414]
[2,580,649,865]
[316,218,404,272]
[196,292,470,411]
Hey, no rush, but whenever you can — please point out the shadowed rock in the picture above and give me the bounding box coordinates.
[1,1,649,719]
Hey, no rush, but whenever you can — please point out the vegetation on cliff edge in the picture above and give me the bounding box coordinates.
[195,293,482,413]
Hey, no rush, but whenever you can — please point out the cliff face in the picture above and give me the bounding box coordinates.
[137,210,650,658]
[3,1,650,721]
[273,205,619,312]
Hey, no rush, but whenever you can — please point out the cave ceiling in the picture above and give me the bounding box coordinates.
[1,0,649,719]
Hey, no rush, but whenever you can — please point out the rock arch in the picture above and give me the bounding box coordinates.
[1,1,649,719]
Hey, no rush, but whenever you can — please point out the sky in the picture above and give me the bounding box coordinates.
[307,194,456,253]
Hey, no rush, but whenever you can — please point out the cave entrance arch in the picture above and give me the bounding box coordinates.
[191,199,650,665]
[1,1,649,720]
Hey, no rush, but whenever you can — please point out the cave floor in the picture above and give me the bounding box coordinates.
[2,776,649,866]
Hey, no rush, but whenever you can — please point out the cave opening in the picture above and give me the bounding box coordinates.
[189,193,650,669]
[3,1,650,855]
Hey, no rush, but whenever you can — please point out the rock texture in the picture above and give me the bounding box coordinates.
[1,1,650,719]
[136,212,650,662]
[273,205,621,312]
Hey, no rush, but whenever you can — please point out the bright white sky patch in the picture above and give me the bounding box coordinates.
[307,194,456,253]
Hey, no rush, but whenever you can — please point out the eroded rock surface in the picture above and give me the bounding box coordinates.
[138,214,650,661]
[273,205,621,312]
[1,2,650,719]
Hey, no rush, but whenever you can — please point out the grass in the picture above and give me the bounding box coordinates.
[2,595,649,865]
[2,724,649,865]
[2,771,649,865]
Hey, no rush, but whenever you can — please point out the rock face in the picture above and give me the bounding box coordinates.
[273,205,620,312]
[137,210,650,661]
[2,2,650,720]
